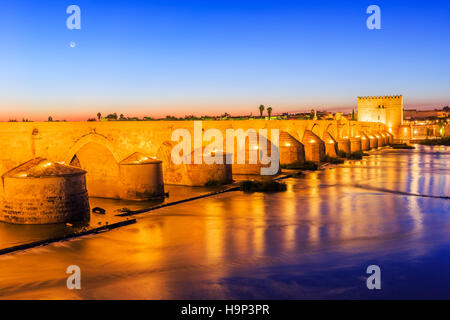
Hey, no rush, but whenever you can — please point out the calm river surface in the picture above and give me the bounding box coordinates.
[0,145,449,299]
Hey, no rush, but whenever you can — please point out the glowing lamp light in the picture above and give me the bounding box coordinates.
[17,172,28,177]
[42,162,52,168]
[253,145,259,150]
[309,139,316,143]
[328,140,334,144]
[362,137,367,140]
[285,143,291,147]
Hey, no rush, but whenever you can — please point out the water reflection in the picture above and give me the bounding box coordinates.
[0,146,449,299]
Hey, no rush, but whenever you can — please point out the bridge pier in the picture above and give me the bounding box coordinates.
[323,131,338,158]
[384,131,393,145]
[367,133,378,149]
[350,137,362,153]
[279,132,305,165]
[0,158,90,224]
[375,132,385,147]
[337,138,351,154]
[186,149,233,185]
[118,152,165,200]
[302,130,325,162]
[360,132,370,150]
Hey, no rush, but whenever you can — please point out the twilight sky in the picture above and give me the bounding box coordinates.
[1,0,449,121]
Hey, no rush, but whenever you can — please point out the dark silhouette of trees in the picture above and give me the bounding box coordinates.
[105,113,118,120]
[97,112,101,120]
[267,107,272,119]
[259,105,265,118]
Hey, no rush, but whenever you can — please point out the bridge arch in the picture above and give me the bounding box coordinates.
[324,122,338,140]
[64,133,121,165]
[65,133,122,198]
[310,122,322,138]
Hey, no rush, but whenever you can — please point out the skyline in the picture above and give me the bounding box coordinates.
[1,0,450,121]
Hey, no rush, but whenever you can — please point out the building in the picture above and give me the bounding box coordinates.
[404,108,449,121]
[357,95,403,136]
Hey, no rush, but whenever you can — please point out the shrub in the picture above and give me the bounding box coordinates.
[337,150,368,160]
[323,155,344,164]
[239,180,287,192]
[336,150,348,158]
[391,143,415,149]
[281,160,318,170]
[347,151,368,160]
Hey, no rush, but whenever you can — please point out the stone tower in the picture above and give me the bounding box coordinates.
[357,95,403,136]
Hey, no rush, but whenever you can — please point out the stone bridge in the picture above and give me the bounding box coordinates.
[0,119,387,199]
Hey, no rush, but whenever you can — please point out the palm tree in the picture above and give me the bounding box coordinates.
[259,105,265,118]
[97,112,101,121]
[267,107,272,119]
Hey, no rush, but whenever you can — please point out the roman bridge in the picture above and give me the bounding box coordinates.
[0,119,387,200]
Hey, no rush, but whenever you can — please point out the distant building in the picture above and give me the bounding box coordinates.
[404,109,449,121]
[357,95,403,135]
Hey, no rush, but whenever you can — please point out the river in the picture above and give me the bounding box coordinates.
[0,145,449,299]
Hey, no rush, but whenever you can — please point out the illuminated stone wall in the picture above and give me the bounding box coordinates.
[0,120,385,191]
[357,95,403,136]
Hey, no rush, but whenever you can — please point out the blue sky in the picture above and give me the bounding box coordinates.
[0,0,449,120]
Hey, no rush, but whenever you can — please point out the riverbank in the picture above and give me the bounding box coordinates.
[418,136,450,146]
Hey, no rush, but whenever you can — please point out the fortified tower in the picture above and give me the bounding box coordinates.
[357,95,403,136]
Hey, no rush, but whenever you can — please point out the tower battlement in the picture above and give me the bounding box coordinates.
[357,95,402,101]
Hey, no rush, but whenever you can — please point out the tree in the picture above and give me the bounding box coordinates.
[119,114,125,120]
[105,113,118,120]
[352,109,355,120]
[48,116,53,122]
[97,112,101,121]
[259,105,265,118]
[267,107,273,119]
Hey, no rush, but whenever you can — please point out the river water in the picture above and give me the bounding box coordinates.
[0,145,449,299]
